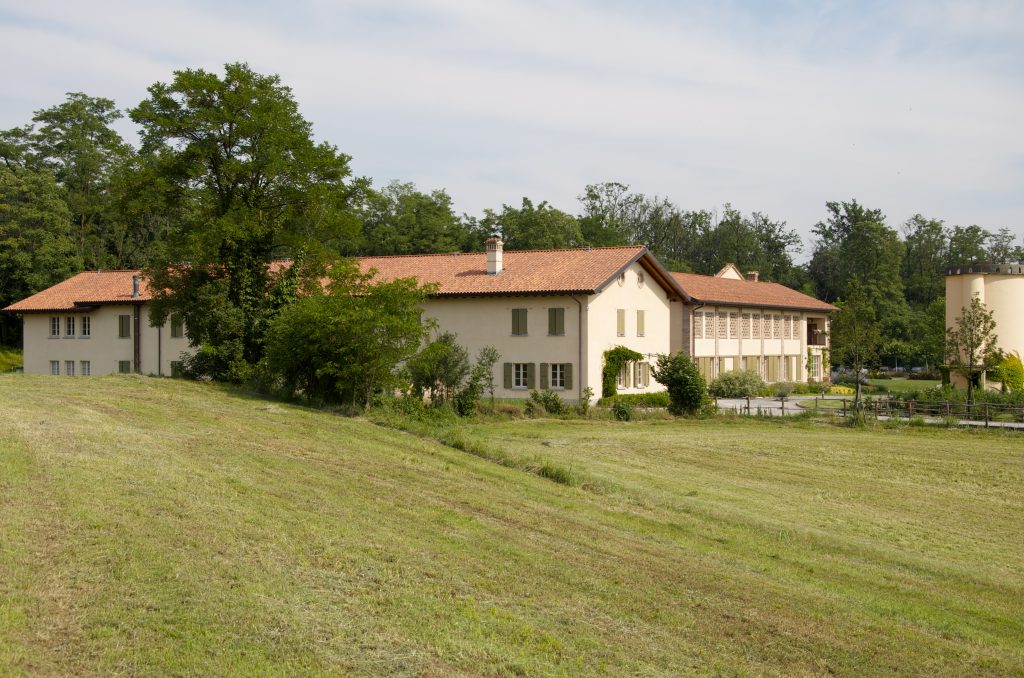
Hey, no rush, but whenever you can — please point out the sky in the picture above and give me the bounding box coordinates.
[1,0,1022,256]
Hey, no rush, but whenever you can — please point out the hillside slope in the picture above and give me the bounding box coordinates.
[1,376,1022,676]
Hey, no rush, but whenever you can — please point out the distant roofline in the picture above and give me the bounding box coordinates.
[946,263,1024,276]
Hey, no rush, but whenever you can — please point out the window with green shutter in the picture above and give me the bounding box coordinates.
[170,315,184,338]
[118,315,131,338]
[548,308,565,336]
[636,310,645,337]
[512,308,528,336]
[616,309,625,336]
[540,362,549,389]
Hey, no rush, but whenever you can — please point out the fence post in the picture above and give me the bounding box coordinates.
[781,397,786,415]
[746,396,751,415]
[984,404,990,428]
[842,399,847,417]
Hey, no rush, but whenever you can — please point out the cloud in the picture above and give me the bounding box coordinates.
[0,0,1021,249]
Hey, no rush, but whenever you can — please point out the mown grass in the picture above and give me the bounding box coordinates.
[0,347,22,372]
[1,375,1022,676]
[867,377,941,393]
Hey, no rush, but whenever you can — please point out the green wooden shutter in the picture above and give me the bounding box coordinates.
[636,310,645,337]
[511,310,519,335]
[564,363,573,390]
[503,362,513,389]
[641,362,650,387]
[118,315,130,338]
[540,363,549,389]
[548,309,556,335]
[526,363,536,389]
[558,309,565,335]
[616,309,625,336]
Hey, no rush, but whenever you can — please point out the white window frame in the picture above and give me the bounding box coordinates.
[80,316,91,337]
[65,316,75,337]
[65,360,75,376]
[550,363,566,390]
[50,360,60,375]
[513,362,529,389]
[50,317,60,337]
[81,360,91,376]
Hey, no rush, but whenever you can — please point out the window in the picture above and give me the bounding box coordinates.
[752,313,761,338]
[80,316,90,337]
[80,361,91,376]
[616,309,625,337]
[65,360,75,376]
[728,312,739,338]
[810,354,822,380]
[118,360,132,374]
[550,363,566,389]
[170,361,183,377]
[65,316,75,337]
[547,308,565,336]
[617,361,632,388]
[118,315,131,338]
[513,362,529,389]
[717,313,727,339]
[741,313,751,338]
[50,360,60,375]
[636,310,645,337]
[694,312,703,339]
[634,361,650,388]
[744,356,760,373]
[511,308,528,336]
[704,313,715,338]
[170,315,184,339]
[791,315,800,339]
[50,317,60,337]
[772,314,782,338]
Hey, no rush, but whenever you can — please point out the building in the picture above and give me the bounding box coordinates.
[1,270,192,377]
[945,262,1024,389]
[669,264,837,384]
[4,241,837,398]
[359,238,684,402]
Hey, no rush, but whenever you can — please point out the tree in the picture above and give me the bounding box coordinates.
[945,294,1000,404]
[407,331,471,405]
[473,345,501,411]
[475,197,584,250]
[577,182,644,246]
[986,227,1019,263]
[359,181,467,255]
[830,278,882,411]
[946,225,990,267]
[691,205,803,286]
[651,352,709,416]
[0,165,80,345]
[901,215,948,309]
[264,262,433,405]
[133,63,360,379]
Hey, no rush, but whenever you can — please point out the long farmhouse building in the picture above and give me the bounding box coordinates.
[3,238,835,399]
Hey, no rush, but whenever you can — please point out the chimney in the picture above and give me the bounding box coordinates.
[485,234,503,275]
[746,271,759,282]
[132,275,140,298]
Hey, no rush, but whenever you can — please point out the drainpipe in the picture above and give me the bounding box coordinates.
[133,303,141,373]
[157,320,162,376]
[691,302,705,359]
[573,296,584,404]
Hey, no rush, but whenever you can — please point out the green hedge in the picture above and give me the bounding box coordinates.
[597,391,671,408]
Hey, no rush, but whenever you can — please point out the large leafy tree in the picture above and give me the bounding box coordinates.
[691,205,804,287]
[946,294,1000,404]
[359,181,467,255]
[475,197,583,250]
[900,215,948,309]
[946,225,990,268]
[0,165,80,345]
[264,261,434,405]
[830,278,882,410]
[132,63,361,380]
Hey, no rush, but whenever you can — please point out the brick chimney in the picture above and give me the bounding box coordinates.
[746,271,759,282]
[485,234,503,275]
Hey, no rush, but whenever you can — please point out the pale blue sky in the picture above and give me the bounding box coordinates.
[1,0,1022,253]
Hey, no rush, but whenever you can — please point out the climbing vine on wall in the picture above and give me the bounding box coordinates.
[602,346,644,398]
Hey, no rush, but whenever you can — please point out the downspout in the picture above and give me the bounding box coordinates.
[691,302,705,359]
[133,303,141,374]
[157,319,162,377]
[573,296,584,403]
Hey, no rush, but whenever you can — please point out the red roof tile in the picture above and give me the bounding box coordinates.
[2,270,151,313]
[671,272,837,312]
[359,246,678,297]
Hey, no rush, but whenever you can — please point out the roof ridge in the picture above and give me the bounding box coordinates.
[359,245,644,260]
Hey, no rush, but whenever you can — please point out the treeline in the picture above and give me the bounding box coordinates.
[1,63,1020,374]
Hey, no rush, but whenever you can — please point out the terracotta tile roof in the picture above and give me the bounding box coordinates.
[671,272,837,312]
[359,246,679,297]
[2,270,151,313]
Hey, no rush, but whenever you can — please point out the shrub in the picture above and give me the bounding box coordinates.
[829,385,855,396]
[576,387,595,416]
[597,391,671,408]
[601,346,643,398]
[773,382,794,398]
[908,415,927,427]
[651,353,710,416]
[525,389,569,417]
[612,400,633,421]
[708,370,765,398]
[998,352,1024,393]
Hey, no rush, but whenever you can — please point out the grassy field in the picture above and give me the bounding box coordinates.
[0,347,22,372]
[1,376,1022,675]
[866,377,941,393]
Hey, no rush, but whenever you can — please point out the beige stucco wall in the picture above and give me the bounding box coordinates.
[585,262,674,396]
[22,304,192,377]
[421,262,673,402]
[946,272,1024,387]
